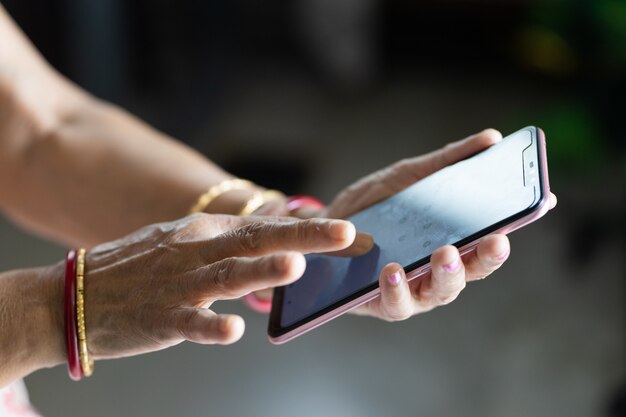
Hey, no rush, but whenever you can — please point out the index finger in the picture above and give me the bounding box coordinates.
[180,218,357,265]
[398,129,503,182]
[186,252,306,301]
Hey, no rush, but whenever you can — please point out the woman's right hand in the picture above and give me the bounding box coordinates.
[49,214,357,362]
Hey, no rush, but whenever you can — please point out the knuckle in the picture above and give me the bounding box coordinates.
[176,310,198,341]
[385,158,424,189]
[477,255,499,273]
[182,212,209,231]
[233,223,265,252]
[170,212,218,242]
[217,214,246,232]
[435,294,456,305]
[434,281,465,305]
[395,158,415,173]
[473,273,489,281]
[435,288,462,305]
[389,159,410,177]
[383,297,413,322]
[295,220,314,242]
[443,141,456,151]
[385,307,412,322]
[439,144,455,164]
[211,257,237,293]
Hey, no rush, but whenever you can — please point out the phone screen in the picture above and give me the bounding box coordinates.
[271,127,543,333]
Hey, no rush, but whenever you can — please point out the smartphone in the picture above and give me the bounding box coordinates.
[268,126,551,344]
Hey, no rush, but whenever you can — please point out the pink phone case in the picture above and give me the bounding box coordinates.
[269,128,551,344]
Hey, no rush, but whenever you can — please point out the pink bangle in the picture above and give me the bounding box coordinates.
[64,249,82,381]
[242,293,273,314]
[243,195,326,314]
[286,195,325,215]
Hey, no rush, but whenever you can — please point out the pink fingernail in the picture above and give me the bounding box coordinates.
[443,258,461,273]
[388,271,402,286]
[496,250,510,261]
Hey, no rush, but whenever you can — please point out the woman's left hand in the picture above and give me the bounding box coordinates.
[322,128,558,320]
[255,129,557,321]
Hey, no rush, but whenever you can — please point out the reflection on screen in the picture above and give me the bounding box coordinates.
[281,130,537,327]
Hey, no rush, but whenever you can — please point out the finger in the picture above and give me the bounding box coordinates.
[189,251,306,300]
[431,128,503,171]
[187,213,299,236]
[169,309,245,345]
[461,234,510,282]
[416,245,466,308]
[194,218,356,264]
[326,232,375,257]
[378,263,414,321]
[178,213,302,243]
[397,129,503,182]
[549,192,557,209]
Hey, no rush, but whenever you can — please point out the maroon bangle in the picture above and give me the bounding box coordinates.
[286,195,325,214]
[64,249,82,381]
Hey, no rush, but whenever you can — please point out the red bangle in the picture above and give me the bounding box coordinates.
[286,195,325,214]
[64,249,82,381]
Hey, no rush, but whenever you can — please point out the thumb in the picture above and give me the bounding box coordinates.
[170,308,245,345]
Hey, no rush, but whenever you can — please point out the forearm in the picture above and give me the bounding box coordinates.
[4,96,243,246]
[0,5,265,246]
[0,264,64,387]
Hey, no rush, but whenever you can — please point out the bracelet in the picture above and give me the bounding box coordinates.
[238,190,285,216]
[64,250,82,381]
[242,293,273,314]
[76,248,94,377]
[189,178,256,214]
[286,195,325,215]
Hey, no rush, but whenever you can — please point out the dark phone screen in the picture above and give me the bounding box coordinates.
[278,128,539,328]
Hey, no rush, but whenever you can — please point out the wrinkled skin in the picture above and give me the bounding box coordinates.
[77,214,357,359]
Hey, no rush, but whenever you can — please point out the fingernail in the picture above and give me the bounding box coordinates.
[496,250,509,262]
[443,257,461,273]
[388,271,402,286]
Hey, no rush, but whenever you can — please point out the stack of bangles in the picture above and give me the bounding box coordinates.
[63,184,325,380]
[64,248,94,380]
[190,179,325,313]
[189,178,285,216]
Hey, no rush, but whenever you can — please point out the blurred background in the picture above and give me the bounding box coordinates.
[1,0,625,416]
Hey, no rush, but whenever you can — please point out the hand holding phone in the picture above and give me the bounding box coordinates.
[269,127,556,343]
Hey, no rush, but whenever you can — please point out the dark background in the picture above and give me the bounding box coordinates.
[1,1,624,416]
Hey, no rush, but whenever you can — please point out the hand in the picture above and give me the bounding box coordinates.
[324,129,558,320]
[52,214,357,360]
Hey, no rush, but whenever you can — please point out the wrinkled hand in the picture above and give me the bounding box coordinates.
[76,214,356,359]
[323,129,557,320]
